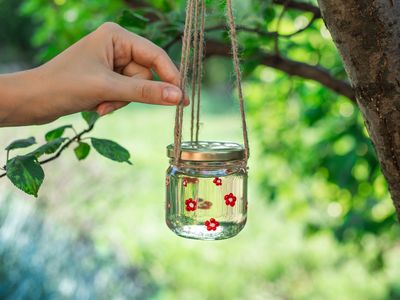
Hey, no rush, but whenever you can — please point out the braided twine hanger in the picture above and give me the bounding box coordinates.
[173,0,250,164]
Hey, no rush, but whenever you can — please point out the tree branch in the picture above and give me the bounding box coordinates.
[273,0,322,18]
[281,14,319,38]
[204,40,355,101]
[0,124,94,178]
[317,0,400,218]
[124,0,322,18]
[124,0,351,100]
[207,19,318,39]
[164,17,319,51]
[39,125,93,164]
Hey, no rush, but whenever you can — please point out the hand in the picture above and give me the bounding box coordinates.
[0,22,187,126]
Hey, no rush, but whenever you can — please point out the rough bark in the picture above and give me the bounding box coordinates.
[317,0,400,217]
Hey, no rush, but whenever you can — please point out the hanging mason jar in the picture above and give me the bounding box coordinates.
[166,0,250,240]
[165,141,248,240]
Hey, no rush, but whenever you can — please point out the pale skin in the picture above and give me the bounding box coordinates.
[0,22,188,127]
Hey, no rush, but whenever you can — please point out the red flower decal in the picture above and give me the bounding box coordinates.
[185,198,197,211]
[224,193,237,207]
[213,177,222,186]
[183,177,199,186]
[165,176,170,186]
[205,218,220,231]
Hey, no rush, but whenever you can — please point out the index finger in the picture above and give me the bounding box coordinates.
[118,27,181,87]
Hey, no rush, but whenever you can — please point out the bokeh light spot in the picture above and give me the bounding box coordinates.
[54,0,66,5]
[333,135,355,155]
[327,202,342,217]
[339,102,354,117]
[64,9,78,22]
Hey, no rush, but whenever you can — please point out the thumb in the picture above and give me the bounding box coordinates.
[106,72,184,106]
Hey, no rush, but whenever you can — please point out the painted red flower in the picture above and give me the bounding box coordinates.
[205,218,220,231]
[183,177,199,186]
[185,198,197,211]
[165,176,170,186]
[224,193,237,207]
[213,177,222,186]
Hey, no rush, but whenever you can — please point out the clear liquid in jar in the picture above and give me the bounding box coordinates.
[166,172,247,240]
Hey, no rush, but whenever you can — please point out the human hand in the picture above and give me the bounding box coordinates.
[0,22,186,126]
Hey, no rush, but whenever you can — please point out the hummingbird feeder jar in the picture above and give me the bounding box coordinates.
[165,141,248,240]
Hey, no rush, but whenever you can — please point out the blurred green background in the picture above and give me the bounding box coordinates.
[0,0,399,299]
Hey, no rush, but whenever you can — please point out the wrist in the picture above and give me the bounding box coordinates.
[0,68,47,126]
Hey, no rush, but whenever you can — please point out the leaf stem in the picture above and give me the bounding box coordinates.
[274,0,290,56]
[70,126,79,137]
[0,124,95,178]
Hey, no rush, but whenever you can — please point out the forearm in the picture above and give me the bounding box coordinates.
[0,69,45,127]
[0,23,184,127]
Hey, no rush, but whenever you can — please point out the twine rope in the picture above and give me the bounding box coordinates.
[226,0,250,160]
[173,0,250,163]
[195,0,205,142]
[173,0,194,162]
[190,0,201,142]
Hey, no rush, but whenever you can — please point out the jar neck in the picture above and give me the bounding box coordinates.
[169,159,247,170]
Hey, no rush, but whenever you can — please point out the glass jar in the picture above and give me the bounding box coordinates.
[165,141,248,240]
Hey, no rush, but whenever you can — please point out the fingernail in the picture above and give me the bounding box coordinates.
[99,105,113,116]
[184,96,190,106]
[163,87,182,104]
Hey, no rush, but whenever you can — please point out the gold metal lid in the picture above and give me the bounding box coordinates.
[167,141,245,162]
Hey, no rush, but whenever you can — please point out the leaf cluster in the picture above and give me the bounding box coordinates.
[2,112,132,197]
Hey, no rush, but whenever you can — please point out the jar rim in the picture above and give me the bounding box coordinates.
[167,141,245,162]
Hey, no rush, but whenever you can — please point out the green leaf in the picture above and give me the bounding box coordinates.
[90,138,132,164]
[217,1,227,10]
[45,125,72,141]
[6,155,44,197]
[118,10,149,29]
[5,137,36,151]
[31,138,67,157]
[262,4,275,24]
[74,142,91,160]
[81,111,99,127]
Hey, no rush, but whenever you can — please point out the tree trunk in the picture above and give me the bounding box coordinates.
[317,0,400,218]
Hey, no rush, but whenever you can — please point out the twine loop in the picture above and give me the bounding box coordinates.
[173,0,250,164]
